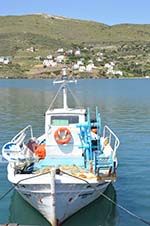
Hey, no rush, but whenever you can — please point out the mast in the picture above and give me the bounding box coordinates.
[52,68,77,110]
[62,68,68,109]
[62,82,68,109]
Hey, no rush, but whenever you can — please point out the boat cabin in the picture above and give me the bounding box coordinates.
[40,107,87,167]
[45,108,86,134]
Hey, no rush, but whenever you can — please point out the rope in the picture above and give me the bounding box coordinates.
[0,186,15,201]
[101,192,150,226]
[60,170,150,226]
[48,83,64,110]
[66,84,83,108]
[0,170,50,201]
[60,170,96,191]
[0,168,150,226]
[48,82,81,109]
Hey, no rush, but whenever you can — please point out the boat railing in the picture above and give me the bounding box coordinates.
[103,125,120,156]
[11,125,34,146]
[94,126,119,174]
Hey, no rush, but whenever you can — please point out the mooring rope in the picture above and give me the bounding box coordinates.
[0,168,150,226]
[60,170,97,191]
[101,192,150,226]
[60,170,150,226]
[0,170,50,201]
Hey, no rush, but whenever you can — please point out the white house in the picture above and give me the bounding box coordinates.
[110,62,115,66]
[57,48,64,54]
[104,63,113,69]
[0,56,12,64]
[83,47,88,51]
[106,68,114,75]
[74,49,81,56]
[56,55,65,63]
[96,52,103,57]
[26,47,36,52]
[77,60,84,66]
[96,57,102,62]
[47,55,53,60]
[72,64,79,70]
[86,63,96,72]
[106,68,123,76]
[79,66,86,72]
[43,59,51,67]
[43,59,57,67]
[114,70,123,76]
[66,49,73,55]
[3,59,10,64]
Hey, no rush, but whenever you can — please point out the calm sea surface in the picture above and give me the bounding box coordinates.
[0,79,150,226]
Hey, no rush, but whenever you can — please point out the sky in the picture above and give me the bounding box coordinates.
[0,0,150,25]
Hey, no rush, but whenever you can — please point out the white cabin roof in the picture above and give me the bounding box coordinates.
[46,108,86,115]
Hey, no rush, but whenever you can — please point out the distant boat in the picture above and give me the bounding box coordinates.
[2,69,120,226]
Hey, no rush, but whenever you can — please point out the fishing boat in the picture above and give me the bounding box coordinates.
[2,70,120,226]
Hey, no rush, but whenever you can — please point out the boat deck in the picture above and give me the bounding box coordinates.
[33,165,116,182]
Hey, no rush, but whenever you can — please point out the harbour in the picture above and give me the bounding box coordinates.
[0,78,150,226]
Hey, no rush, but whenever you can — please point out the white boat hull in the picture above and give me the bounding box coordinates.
[9,169,110,224]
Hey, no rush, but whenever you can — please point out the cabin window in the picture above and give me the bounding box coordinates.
[51,115,79,126]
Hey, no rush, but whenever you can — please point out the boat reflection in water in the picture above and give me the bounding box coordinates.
[9,190,50,226]
[9,184,117,226]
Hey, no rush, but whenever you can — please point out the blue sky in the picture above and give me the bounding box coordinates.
[0,0,150,25]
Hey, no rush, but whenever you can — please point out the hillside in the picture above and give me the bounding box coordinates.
[0,14,150,78]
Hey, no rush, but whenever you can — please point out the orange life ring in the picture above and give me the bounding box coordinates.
[54,127,72,145]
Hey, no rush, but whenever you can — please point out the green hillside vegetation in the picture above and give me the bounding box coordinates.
[0,14,150,78]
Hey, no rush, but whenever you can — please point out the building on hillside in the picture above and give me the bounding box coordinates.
[47,55,53,60]
[0,56,12,64]
[66,49,73,55]
[57,48,64,54]
[96,52,103,57]
[43,59,57,67]
[74,49,81,56]
[26,47,36,52]
[56,55,65,63]
[77,60,84,66]
[96,57,103,62]
[79,65,86,72]
[86,63,96,72]
[72,64,79,70]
